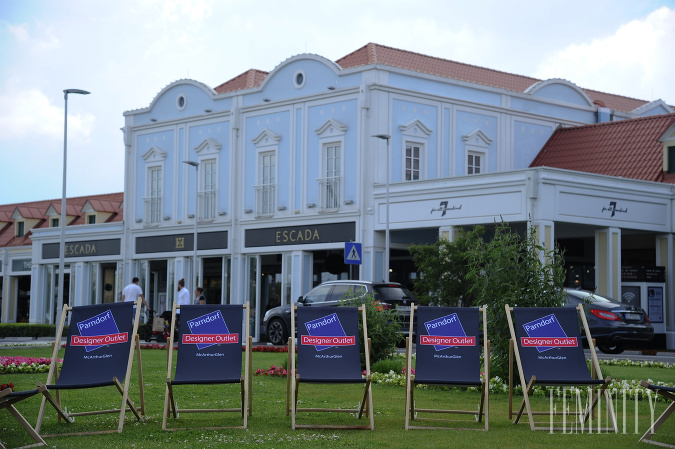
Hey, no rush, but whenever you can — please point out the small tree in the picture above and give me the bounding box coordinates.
[409,226,484,306]
[466,221,567,379]
[342,292,402,368]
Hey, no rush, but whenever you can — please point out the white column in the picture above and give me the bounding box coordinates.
[595,228,621,298]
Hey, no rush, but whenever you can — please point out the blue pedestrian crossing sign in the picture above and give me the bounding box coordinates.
[344,242,362,265]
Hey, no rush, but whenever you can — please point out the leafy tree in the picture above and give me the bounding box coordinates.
[409,226,484,307]
[466,221,567,379]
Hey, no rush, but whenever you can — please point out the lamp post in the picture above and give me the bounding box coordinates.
[57,89,90,324]
[183,161,199,296]
[372,134,390,282]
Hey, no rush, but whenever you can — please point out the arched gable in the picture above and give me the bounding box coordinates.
[525,79,594,108]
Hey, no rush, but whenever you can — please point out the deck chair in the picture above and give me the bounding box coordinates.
[405,305,490,430]
[288,305,374,430]
[35,300,145,436]
[639,381,675,448]
[1,386,47,449]
[163,303,252,430]
[505,304,617,432]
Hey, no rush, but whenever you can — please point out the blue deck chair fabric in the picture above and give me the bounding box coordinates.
[512,307,604,385]
[414,306,483,385]
[1,386,47,448]
[173,305,244,385]
[296,307,364,383]
[506,304,616,432]
[639,381,675,448]
[289,305,374,430]
[35,301,144,435]
[405,305,489,430]
[52,302,136,389]
[163,303,252,430]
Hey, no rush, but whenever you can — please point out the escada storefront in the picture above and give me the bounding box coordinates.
[240,221,357,341]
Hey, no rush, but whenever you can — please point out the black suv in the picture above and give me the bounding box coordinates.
[262,280,415,345]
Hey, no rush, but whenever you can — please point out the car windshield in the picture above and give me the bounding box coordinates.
[374,285,414,301]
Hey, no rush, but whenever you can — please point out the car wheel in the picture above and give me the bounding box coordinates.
[267,318,288,346]
[597,342,624,354]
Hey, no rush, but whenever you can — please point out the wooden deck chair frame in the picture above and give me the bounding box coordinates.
[638,381,675,448]
[162,302,252,430]
[35,300,145,436]
[505,303,617,432]
[405,304,490,430]
[0,386,48,449]
[288,305,374,430]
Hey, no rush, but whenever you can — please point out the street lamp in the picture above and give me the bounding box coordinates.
[183,161,199,296]
[372,134,390,282]
[57,88,90,324]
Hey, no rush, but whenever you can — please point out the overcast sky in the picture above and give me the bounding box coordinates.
[1,0,674,205]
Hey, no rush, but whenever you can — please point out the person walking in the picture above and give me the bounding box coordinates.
[194,287,205,305]
[176,279,190,312]
[121,277,151,310]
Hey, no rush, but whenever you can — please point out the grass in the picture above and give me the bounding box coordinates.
[1,345,674,448]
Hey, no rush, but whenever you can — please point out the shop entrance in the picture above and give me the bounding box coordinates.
[15,276,31,322]
[52,271,70,324]
[147,260,168,314]
[101,263,117,304]
[311,249,351,288]
[203,257,231,304]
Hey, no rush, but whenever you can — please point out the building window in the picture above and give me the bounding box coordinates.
[668,146,675,174]
[201,159,216,220]
[320,143,342,210]
[51,218,59,228]
[16,221,24,237]
[256,152,276,216]
[405,143,422,181]
[467,152,483,174]
[87,215,96,224]
[145,166,162,224]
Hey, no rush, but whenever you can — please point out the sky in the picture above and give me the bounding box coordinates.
[1,0,674,205]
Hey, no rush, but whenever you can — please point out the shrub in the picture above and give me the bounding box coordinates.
[342,292,403,368]
[0,323,67,338]
[371,357,405,374]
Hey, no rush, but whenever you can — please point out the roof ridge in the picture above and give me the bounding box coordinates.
[352,42,541,84]
[556,112,675,132]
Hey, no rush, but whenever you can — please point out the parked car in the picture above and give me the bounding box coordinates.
[564,288,654,354]
[262,280,416,345]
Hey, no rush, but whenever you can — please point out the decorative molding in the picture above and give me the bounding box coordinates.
[462,129,493,148]
[141,145,167,161]
[252,129,281,146]
[399,119,432,137]
[315,119,348,138]
[194,137,222,155]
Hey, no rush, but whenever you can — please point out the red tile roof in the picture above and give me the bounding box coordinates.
[214,69,269,94]
[530,113,675,182]
[213,43,655,113]
[0,192,123,248]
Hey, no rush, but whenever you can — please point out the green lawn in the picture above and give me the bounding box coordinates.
[1,346,674,448]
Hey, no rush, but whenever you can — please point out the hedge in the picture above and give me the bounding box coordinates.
[0,323,67,339]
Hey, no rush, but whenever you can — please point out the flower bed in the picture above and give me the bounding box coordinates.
[0,356,62,374]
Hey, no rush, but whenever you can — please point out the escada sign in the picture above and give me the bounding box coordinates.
[43,239,121,259]
[245,222,355,247]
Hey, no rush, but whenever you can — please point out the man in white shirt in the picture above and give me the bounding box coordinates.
[176,279,190,314]
[121,277,150,310]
